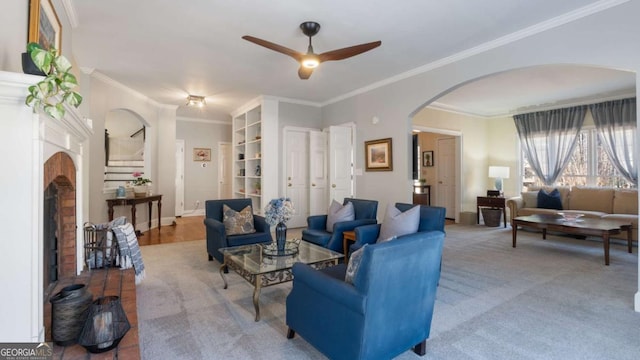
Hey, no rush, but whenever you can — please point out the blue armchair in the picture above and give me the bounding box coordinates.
[204,199,272,264]
[301,198,378,253]
[350,203,446,255]
[286,230,445,359]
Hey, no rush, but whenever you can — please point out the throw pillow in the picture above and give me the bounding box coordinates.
[222,204,256,235]
[537,189,563,210]
[345,244,367,284]
[376,204,421,243]
[326,200,355,232]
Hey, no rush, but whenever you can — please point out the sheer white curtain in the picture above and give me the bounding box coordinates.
[590,98,637,186]
[514,106,587,185]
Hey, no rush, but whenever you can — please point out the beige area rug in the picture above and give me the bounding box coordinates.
[136,225,640,359]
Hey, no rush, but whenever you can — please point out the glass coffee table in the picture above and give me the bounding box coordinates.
[218,239,343,321]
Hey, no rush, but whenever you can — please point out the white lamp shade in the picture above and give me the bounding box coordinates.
[488,166,510,179]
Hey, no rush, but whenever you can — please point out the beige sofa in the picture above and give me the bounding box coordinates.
[506,186,638,241]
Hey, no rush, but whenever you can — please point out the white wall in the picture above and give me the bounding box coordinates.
[321,1,640,310]
[322,1,640,219]
[86,75,178,228]
[176,119,232,212]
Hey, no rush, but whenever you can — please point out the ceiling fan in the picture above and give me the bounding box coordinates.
[242,21,381,79]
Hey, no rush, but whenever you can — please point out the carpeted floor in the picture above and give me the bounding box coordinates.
[137,225,640,359]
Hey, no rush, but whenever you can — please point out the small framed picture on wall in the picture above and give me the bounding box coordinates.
[193,148,211,161]
[423,151,434,167]
[365,138,393,171]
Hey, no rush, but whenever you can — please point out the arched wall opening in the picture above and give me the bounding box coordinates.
[407,64,636,224]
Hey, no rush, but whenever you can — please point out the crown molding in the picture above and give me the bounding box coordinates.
[427,102,496,119]
[512,90,636,115]
[89,70,167,108]
[176,116,231,125]
[61,0,79,28]
[271,96,322,108]
[322,0,630,107]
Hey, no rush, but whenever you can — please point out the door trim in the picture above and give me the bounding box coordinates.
[175,139,185,216]
[413,126,462,223]
[218,141,231,199]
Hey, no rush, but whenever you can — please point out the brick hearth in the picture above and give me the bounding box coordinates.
[44,268,140,360]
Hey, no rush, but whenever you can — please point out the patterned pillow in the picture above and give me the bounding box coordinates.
[326,200,355,232]
[376,204,421,243]
[345,244,367,284]
[223,204,256,235]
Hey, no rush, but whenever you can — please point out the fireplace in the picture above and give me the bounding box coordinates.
[43,152,78,299]
[0,71,93,342]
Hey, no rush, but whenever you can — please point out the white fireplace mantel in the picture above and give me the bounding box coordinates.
[0,71,93,342]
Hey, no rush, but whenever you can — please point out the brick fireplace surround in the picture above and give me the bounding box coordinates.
[44,152,78,281]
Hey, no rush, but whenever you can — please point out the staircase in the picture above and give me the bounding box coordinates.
[104,160,145,189]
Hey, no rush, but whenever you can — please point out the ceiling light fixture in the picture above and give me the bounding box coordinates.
[301,54,320,69]
[186,95,206,107]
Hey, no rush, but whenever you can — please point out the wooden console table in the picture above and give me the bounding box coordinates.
[106,194,162,235]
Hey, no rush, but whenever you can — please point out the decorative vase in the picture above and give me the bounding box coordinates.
[275,222,287,253]
[133,185,147,198]
[50,284,94,346]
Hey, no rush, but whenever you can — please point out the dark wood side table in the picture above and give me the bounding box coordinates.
[106,194,162,236]
[343,230,356,261]
[413,184,431,206]
[477,196,507,228]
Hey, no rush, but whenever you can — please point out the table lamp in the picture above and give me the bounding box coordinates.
[488,166,510,194]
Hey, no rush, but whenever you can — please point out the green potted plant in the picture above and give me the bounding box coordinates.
[131,171,152,198]
[24,42,83,120]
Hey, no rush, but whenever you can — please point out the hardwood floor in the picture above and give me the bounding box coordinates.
[137,215,205,246]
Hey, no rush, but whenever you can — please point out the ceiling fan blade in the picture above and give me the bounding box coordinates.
[242,35,303,62]
[318,41,382,62]
[298,66,314,80]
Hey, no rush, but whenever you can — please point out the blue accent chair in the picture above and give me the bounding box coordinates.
[204,199,272,264]
[286,230,445,359]
[301,198,378,253]
[350,203,446,255]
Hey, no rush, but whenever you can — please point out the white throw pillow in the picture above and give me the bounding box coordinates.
[326,200,355,232]
[376,204,421,243]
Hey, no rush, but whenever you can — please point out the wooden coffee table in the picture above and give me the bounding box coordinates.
[512,214,633,265]
[218,240,342,321]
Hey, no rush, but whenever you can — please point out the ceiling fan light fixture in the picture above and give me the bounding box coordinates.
[301,54,320,69]
[186,95,206,107]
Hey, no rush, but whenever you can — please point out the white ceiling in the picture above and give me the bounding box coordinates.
[69,0,635,120]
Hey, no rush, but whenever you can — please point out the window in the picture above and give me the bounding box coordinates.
[522,128,634,189]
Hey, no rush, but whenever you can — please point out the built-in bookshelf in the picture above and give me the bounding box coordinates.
[231,97,277,214]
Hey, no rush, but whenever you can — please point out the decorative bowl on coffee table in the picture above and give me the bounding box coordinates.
[557,212,584,222]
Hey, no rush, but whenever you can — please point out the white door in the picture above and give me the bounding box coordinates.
[436,137,456,218]
[284,129,309,228]
[328,126,353,203]
[309,131,328,215]
[218,142,232,199]
[175,139,185,216]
